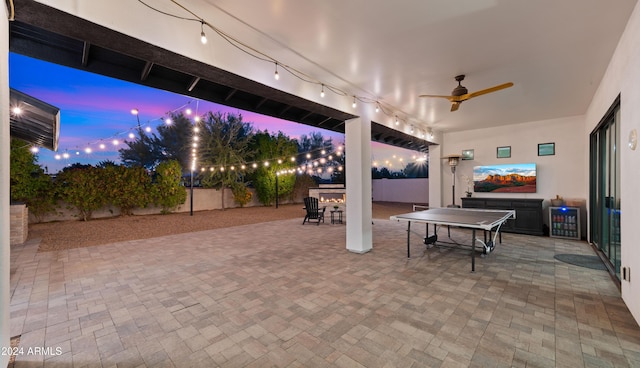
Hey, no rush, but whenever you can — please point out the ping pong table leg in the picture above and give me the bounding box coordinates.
[407,221,411,258]
[472,229,476,272]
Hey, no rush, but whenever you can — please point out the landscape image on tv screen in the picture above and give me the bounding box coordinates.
[473,163,537,193]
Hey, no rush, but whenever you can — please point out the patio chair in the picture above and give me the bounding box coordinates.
[303,197,326,225]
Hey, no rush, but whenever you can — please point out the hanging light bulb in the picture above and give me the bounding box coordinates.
[112,139,119,146]
[200,21,208,45]
[165,118,173,125]
[30,146,39,153]
[129,132,135,139]
[395,116,399,126]
[99,143,106,149]
[12,106,22,115]
[145,126,152,133]
[410,125,414,134]
[352,96,357,108]
[274,63,280,80]
[85,147,92,154]
[54,154,61,160]
[375,103,380,113]
[62,152,70,159]
[320,84,325,98]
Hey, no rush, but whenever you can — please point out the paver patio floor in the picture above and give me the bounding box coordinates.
[9,218,640,367]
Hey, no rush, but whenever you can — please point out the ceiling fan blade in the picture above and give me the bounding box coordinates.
[450,101,460,112]
[418,94,456,102]
[467,82,514,99]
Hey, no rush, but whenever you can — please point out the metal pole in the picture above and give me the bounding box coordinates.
[190,169,194,216]
[275,173,279,209]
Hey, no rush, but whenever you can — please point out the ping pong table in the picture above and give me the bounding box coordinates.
[390,207,516,272]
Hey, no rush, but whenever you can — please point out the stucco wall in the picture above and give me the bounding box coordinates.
[585,1,640,324]
[30,187,294,223]
[441,115,587,228]
[372,178,429,204]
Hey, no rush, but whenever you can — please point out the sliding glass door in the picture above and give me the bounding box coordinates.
[590,96,621,278]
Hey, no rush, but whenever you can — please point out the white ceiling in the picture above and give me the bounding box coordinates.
[190,0,637,133]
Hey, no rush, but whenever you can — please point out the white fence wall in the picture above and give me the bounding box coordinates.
[372,178,429,204]
[31,187,296,223]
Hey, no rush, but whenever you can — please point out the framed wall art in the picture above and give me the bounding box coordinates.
[497,146,511,158]
[538,142,555,156]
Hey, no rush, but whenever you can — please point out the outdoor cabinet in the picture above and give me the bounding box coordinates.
[461,197,544,236]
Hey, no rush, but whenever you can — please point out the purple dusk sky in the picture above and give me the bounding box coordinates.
[10,53,422,173]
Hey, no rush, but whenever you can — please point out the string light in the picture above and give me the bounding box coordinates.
[40,95,355,174]
[12,106,22,115]
[137,0,434,139]
[200,21,207,44]
[30,147,39,153]
[395,116,399,126]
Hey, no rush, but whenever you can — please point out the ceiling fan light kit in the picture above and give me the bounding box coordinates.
[420,75,514,112]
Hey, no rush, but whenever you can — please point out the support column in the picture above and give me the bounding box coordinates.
[429,143,443,208]
[1,8,11,367]
[345,117,372,253]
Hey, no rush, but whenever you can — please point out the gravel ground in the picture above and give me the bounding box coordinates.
[29,202,417,252]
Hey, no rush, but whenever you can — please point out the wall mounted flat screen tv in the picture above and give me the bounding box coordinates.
[473,163,537,193]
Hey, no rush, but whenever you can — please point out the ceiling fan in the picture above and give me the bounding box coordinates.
[419,75,513,112]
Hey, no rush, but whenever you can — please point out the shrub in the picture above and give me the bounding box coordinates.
[56,166,108,221]
[9,139,58,222]
[153,160,187,214]
[103,165,152,216]
[231,181,252,207]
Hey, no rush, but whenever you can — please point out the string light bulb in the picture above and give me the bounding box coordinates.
[12,106,22,115]
[395,116,399,126]
[352,96,357,108]
[200,21,208,44]
[375,103,380,113]
[320,84,325,98]
[274,63,280,80]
